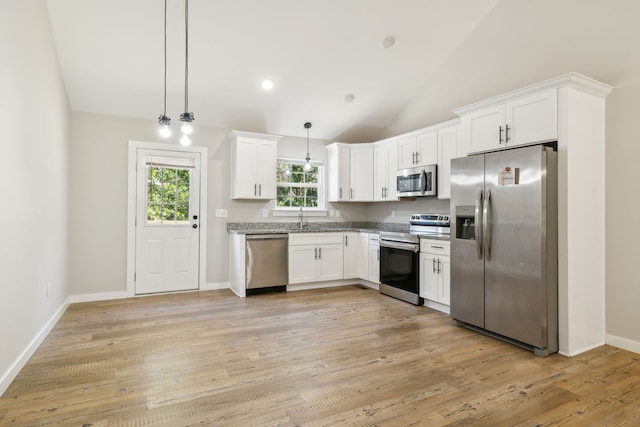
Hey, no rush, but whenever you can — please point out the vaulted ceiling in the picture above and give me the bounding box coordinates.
[45,0,639,142]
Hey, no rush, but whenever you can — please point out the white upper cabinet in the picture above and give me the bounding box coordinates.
[437,124,458,200]
[327,143,374,202]
[373,140,398,201]
[398,130,438,169]
[456,89,557,155]
[229,130,282,199]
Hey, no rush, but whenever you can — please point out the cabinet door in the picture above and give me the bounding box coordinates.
[461,105,506,155]
[358,233,369,280]
[338,146,351,201]
[257,139,277,199]
[317,244,344,281]
[506,90,557,147]
[373,144,388,201]
[231,138,259,199]
[350,146,374,201]
[397,136,417,169]
[419,253,438,301]
[439,256,450,306]
[343,232,359,279]
[437,125,457,200]
[288,246,317,284]
[368,245,380,284]
[416,130,438,166]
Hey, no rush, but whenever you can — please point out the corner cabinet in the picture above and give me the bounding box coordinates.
[288,233,344,284]
[455,89,557,155]
[326,143,374,202]
[229,130,282,200]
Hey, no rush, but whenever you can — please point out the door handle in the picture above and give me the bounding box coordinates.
[499,126,503,144]
[475,187,483,260]
[314,247,317,259]
[483,187,492,262]
[505,124,510,143]
[318,247,322,259]
[437,259,441,274]
[432,258,436,273]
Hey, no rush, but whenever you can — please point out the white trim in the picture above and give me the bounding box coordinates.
[127,141,208,295]
[271,210,328,217]
[70,291,132,304]
[0,297,71,396]
[201,282,230,291]
[606,334,640,355]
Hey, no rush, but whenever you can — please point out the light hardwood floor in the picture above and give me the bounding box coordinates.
[1,285,640,426]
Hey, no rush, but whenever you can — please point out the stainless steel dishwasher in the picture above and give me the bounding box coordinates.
[246,234,288,294]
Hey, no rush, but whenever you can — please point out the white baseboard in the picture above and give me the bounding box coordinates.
[606,333,640,355]
[0,297,71,397]
[201,282,230,291]
[70,290,133,304]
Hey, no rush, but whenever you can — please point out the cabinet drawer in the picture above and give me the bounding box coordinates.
[420,240,450,255]
[289,232,344,246]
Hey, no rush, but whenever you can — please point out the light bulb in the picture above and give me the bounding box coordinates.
[180,134,191,146]
[159,125,171,138]
[180,122,193,135]
[303,160,312,172]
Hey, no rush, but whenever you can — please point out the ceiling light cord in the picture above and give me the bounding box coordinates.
[158,0,171,138]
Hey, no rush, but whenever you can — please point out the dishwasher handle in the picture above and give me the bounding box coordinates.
[246,234,288,240]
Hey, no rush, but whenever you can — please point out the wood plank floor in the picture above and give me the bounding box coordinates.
[1,285,640,426]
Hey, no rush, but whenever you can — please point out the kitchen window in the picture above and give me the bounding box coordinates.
[276,158,325,211]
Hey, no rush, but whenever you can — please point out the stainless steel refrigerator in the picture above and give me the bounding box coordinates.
[450,145,558,356]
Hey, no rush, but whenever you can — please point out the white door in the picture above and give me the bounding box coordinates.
[135,149,201,294]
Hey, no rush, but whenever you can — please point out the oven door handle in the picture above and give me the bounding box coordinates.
[380,240,419,253]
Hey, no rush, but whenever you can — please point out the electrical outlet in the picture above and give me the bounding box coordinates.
[391,211,396,218]
[335,210,341,217]
[216,209,228,218]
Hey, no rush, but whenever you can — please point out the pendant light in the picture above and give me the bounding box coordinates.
[303,122,312,172]
[179,0,194,146]
[157,0,171,138]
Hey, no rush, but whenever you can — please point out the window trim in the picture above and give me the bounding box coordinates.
[275,157,326,212]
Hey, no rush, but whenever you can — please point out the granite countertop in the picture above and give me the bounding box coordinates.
[227,222,450,241]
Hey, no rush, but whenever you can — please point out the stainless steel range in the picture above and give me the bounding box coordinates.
[379,214,450,305]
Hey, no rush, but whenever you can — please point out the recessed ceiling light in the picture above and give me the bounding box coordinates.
[260,78,275,90]
[380,35,396,49]
[343,93,355,103]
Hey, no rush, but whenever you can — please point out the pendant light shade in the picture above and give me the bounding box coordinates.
[158,0,171,137]
[303,122,312,172]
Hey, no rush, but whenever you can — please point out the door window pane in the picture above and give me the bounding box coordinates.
[147,165,191,225]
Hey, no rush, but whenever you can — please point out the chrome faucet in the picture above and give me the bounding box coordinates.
[299,206,306,229]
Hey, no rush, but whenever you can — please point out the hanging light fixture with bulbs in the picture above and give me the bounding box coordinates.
[158,0,171,138]
[179,0,194,146]
[303,122,313,172]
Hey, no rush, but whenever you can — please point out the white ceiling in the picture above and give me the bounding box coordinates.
[45,0,500,142]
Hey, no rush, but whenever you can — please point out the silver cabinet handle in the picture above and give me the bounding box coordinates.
[259,183,262,196]
[432,258,436,273]
[314,247,317,259]
[345,235,348,246]
[415,151,419,164]
[475,187,483,260]
[339,188,342,199]
[505,124,510,143]
[350,188,354,199]
[430,245,444,249]
[318,247,322,259]
[499,126,504,144]
[483,187,492,262]
[254,183,257,196]
[437,259,441,274]
[412,152,416,165]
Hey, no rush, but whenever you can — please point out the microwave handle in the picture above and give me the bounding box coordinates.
[420,169,428,195]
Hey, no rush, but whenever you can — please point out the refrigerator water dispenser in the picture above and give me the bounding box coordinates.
[455,206,476,240]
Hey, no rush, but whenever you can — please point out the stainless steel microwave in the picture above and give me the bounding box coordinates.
[396,165,437,197]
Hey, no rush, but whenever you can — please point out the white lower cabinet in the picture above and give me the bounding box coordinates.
[419,240,450,307]
[343,232,359,279]
[288,233,344,284]
[368,234,380,284]
[358,233,369,279]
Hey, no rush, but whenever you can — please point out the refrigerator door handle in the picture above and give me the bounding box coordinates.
[483,186,492,261]
[475,187,483,259]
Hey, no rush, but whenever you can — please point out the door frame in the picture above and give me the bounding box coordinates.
[126,140,208,296]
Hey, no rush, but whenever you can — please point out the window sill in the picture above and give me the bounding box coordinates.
[272,210,328,217]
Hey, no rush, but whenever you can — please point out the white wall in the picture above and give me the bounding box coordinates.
[0,0,71,393]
